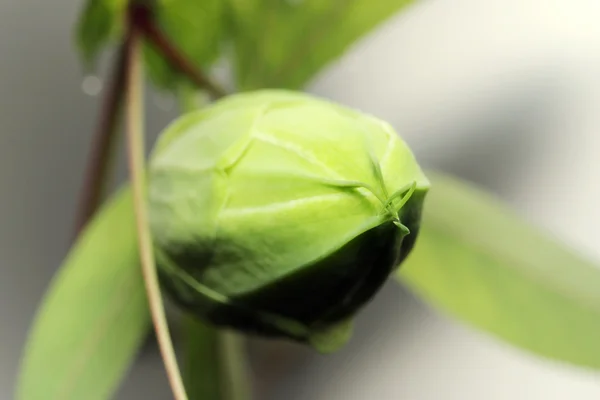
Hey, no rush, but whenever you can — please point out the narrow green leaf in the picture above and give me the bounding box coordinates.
[76,0,127,67]
[17,188,151,400]
[227,0,417,90]
[144,0,227,89]
[398,172,600,369]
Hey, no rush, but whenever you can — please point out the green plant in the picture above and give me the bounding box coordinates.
[15,1,600,399]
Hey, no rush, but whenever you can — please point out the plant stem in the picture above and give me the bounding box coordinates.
[73,42,128,238]
[219,331,252,400]
[124,22,188,400]
[181,315,221,399]
[131,4,227,100]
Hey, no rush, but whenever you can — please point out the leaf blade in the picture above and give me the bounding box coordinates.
[17,188,151,400]
[228,0,417,90]
[398,172,600,369]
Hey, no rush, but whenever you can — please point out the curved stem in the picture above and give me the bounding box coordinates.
[124,22,188,400]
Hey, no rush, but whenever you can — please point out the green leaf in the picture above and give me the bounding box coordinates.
[76,0,127,67]
[144,0,227,89]
[227,0,417,90]
[398,171,600,369]
[17,188,150,400]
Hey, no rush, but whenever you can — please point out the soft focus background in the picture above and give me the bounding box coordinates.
[2,0,600,398]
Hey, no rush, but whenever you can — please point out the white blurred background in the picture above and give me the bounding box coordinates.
[2,0,600,398]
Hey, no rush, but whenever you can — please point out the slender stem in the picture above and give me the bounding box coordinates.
[124,23,188,400]
[73,42,128,238]
[219,331,252,400]
[131,4,227,100]
[181,315,221,399]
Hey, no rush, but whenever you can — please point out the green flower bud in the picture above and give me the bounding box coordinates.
[148,89,429,352]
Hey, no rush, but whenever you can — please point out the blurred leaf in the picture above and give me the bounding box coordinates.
[76,0,127,67]
[145,0,227,89]
[227,0,417,90]
[398,172,600,369]
[17,188,150,400]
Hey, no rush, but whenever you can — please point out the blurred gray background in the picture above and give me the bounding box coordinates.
[2,0,600,398]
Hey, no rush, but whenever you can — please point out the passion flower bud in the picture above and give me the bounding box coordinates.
[148,89,429,352]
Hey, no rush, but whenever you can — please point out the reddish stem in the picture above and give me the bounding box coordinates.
[73,42,128,238]
[131,4,227,100]
[73,4,227,239]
